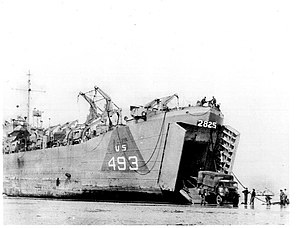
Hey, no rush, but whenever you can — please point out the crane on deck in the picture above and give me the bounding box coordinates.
[144,93,179,111]
[78,86,122,127]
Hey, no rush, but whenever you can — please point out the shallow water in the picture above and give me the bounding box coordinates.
[2,196,289,225]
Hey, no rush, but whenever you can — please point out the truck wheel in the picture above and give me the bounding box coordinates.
[233,197,239,207]
[216,195,223,205]
[205,194,213,204]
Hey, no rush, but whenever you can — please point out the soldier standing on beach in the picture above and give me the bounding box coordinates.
[250,189,256,205]
[280,189,286,205]
[284,188,289,204]
[242,188,249,205]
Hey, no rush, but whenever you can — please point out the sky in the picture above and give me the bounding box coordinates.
[1,0,299,196]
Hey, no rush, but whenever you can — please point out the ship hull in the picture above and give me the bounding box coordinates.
[3,106,238,204]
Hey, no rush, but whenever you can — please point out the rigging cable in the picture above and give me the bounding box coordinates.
[232,171,267,203]
[137,111,167,168]
[85,132,106,152]
[115,111,167,175]
[232,171,246,189]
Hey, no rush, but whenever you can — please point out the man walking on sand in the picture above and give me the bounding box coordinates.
[250,189,256,205]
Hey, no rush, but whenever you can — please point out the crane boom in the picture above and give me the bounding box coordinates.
[78,92,100,123]
[78,86,122,127]
[145,94,179,110]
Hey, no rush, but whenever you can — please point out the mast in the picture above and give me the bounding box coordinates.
[13,71,46,126]
[27,70,31,125]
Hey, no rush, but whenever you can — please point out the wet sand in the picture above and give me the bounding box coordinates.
[3,196,288,225]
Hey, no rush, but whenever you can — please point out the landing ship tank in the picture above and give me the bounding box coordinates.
[3,86,240,204]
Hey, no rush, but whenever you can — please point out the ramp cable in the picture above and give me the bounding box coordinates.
[232,171,267,203]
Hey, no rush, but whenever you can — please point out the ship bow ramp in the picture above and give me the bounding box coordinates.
[154,107,240,203]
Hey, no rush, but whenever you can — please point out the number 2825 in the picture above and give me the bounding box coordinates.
[197,120,217,129]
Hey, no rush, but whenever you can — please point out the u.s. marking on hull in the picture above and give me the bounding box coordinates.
[101,126,149,172]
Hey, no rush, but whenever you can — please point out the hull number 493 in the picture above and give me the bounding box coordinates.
[108,156,138,171]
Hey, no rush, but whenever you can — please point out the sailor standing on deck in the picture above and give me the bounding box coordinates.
[200,97,207,106]
[208,96,216,107]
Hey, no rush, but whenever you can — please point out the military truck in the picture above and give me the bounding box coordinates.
[197,171,239,206]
